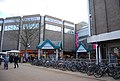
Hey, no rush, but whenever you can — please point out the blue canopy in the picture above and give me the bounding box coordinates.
[36,39,62,49]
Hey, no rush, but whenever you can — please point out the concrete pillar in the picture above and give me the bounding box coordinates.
[88,52,91,60]
[108,47,111,63]
[76,52,78,59]
[16,17,22,51]
[56,49,58,61]
[98,45,102,63]
[96,44,99,64]
[0,19,5,52]
[60,50,63,59]
[96,44,102,64]
[38,49,41,59]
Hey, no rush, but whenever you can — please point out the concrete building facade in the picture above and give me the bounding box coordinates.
[87,0,120,63]
[0,14,75,60]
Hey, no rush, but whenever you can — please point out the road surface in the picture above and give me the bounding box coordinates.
[0,63,118,81]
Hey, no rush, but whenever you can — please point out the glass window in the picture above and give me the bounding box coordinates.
[63,22,75,34]
[46,24,61,32]
[109,47,120,63]
[0,20,3,23]
[45,17,62,24]
[64,28,74,34]
[23,23,39,29]
[64,23,74,28]
[4,25,19,31]
[5,19,20,23]
[23,17,40,21]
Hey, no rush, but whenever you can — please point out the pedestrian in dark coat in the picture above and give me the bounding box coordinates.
[14,55,19,68]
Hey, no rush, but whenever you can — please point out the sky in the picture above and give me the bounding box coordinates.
[0,0,89,23]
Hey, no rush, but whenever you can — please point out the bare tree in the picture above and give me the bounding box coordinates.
[7,17,40,58]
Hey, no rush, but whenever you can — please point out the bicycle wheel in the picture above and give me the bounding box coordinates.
[71,65,77,72]
[87,70,93,76]
[94,69,103,78]
[107,69,114,77]
[113,71,120,80]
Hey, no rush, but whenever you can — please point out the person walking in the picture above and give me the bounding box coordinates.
[4,55,9,70]
[9,55,14,63]
[14,55,19,68]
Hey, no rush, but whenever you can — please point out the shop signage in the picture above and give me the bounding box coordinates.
[42,42,54,49]
[75,33,79,47]
[77,45,87,52]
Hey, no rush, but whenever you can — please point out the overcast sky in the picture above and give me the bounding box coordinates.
[0,0,89,23]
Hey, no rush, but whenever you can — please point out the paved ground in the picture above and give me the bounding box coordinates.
[0,63,119,81]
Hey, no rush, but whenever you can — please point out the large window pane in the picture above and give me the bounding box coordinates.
[64,28,74,34]
[5,25,19,31]
[46,24,61,32]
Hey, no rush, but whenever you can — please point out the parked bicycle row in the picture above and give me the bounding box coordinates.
[30,59,120,80]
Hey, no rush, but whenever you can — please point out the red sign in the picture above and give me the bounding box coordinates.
[93,44,96,49]
[75,33,79,48]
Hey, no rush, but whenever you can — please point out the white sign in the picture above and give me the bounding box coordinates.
[42,42,54,49]
[77,45,87,52]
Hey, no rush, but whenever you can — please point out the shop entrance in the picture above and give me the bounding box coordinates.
[109,47,120,63]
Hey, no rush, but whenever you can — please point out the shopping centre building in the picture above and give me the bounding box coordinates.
[87,0,120,63]
[0,14,75,60]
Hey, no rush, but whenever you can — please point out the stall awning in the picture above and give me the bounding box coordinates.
[36,39,61,49]
[6,50,20,53]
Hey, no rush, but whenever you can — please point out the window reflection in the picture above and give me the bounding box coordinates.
[46,24,61,32]
[64,28,74,34]
[5,25,19,31]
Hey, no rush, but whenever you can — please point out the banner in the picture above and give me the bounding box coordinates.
[75,32,79,48]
